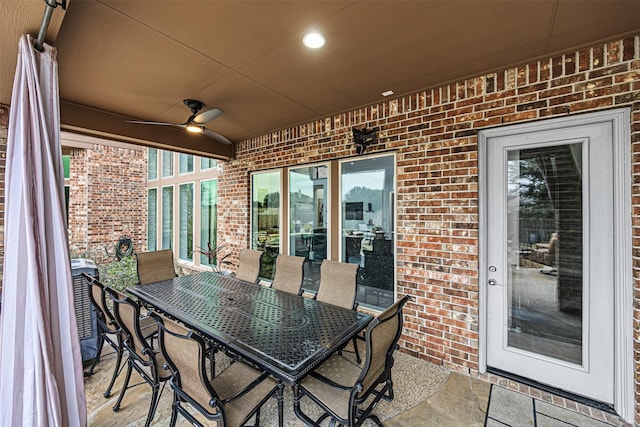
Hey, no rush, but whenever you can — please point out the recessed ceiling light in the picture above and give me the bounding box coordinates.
[303,32,326,49]
[382,90,394,97]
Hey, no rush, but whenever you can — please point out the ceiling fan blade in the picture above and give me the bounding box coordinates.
[126,120,180,126]
[192,108,224,125]
[202,127,232,145]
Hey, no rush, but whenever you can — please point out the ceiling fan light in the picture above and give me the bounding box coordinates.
[186,124,202,133]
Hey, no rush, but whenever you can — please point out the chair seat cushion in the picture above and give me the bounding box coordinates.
[191,361,277,427]
[298,354,361,420]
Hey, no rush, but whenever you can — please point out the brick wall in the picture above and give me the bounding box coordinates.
[67,143,147,265]
[219,35,640,422]
[0,107,143,281]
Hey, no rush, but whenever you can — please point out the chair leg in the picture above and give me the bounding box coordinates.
[112,361,133,412]
[383,378,394,401]
[293,385,320,427]
[353,336,361,364]
[169,395,179,427]
[144,383,160,427]
[104,344,124,398]
[367,414,384,426]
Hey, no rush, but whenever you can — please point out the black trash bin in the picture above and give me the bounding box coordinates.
[70,258,99,362]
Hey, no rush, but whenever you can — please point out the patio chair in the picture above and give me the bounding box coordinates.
[152,311,284,427]
[82,273,124,398]
[107,288,171,427]
[316,259,361,362]
[136,249,178,285]
[235,249,264,283]
[293,295,411,427]
[271,254,305,295]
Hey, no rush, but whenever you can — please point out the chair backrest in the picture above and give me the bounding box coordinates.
[316,260,358,309]
[136,249,177,285]
[235,249,264,283]
[107,288,154,362]
[153,312,219,416]
[357,295,410,397]
[271,254,305,294]
[83,273,118,334]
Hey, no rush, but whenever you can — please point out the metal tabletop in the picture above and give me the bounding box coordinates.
[127,271,372,384]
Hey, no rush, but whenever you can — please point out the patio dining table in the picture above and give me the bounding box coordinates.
[126,271,372,385]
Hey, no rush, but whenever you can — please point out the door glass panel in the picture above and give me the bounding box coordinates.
[341,155,395,309]
[200,179,218,267]
[147,188,157,251]
[178,183,193,261]
[251,171,280,280]
[161,186,173,250]
[289,165,328,292]
[507,144,583,364]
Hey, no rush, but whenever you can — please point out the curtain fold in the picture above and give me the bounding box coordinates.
[0,34,87,426]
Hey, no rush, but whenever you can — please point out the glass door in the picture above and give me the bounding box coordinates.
[340,155,395,309]
[288,164,329,291]
[251,170,281,280]
[484,119,615,404]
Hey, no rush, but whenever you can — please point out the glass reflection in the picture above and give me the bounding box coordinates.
[251,171,281,280]
[341,155,395,309]
[289,165,328,292]
[507,144,583,365]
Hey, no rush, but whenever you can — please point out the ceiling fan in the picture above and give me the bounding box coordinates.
[127,99,232,145]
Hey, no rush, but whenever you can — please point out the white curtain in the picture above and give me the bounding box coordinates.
[0,34,87,426]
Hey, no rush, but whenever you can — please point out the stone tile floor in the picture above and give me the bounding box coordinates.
[84,341,630,426]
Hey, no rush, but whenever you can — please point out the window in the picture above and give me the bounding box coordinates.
[200,179,218,266]
[147,188,158,251]
[289,164,328,291]
[341,154,395,308]
[251,171,281,280]
[201,157,217,170]
[179,153,194,174]
[147,148,221,269]
[161,186,173,249]
[148,148,158,180]
[248,156,396,309]
[162,150,173,177]
[179,183,193,261]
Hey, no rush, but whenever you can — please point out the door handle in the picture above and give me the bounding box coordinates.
[488,279,500,286]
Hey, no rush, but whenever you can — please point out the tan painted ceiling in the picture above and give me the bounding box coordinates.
[1,0,639,159]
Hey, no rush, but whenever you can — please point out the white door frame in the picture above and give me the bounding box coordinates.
[478,108,633,423]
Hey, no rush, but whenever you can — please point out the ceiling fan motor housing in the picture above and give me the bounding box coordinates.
[184,98,204,114]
